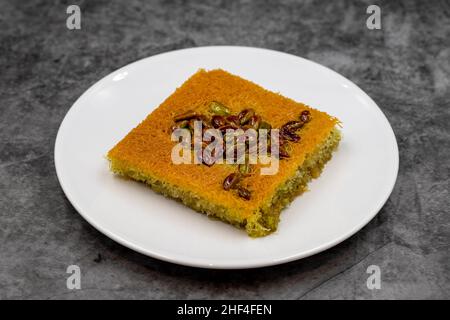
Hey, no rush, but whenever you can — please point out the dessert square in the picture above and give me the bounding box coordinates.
[107,69,341,237]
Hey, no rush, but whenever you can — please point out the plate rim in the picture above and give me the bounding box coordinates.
[54,45,399,269]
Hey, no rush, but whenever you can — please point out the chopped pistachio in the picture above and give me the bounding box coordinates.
[209,101,231,116]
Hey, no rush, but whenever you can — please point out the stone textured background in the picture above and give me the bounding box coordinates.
[0,0,449,299]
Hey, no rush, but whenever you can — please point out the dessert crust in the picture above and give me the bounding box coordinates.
[108,69,341,236]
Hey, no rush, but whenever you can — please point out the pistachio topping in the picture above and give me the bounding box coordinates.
[170,102,313,201]
[259,121,272,130]
[223,173,241,191]
[211,115,226,128]
[280,129,300,142]
[226,115,240,126]
[278,144,290,158]
[174,110,201,122]
[210,101,231,116]
[300,110,311,123]
[248,115,261,130]
[237,187,251,200]
[238,162,254,176]
[238,108,255,125]
[282,120,304,132]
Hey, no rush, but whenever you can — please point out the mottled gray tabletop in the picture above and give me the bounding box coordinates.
[1,0,449,300]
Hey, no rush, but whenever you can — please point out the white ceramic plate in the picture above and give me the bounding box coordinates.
[55,46,398,269]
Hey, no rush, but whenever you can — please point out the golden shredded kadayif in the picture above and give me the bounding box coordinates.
[107,69,341,237]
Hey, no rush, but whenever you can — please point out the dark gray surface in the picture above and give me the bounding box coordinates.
[1,0,449,299]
